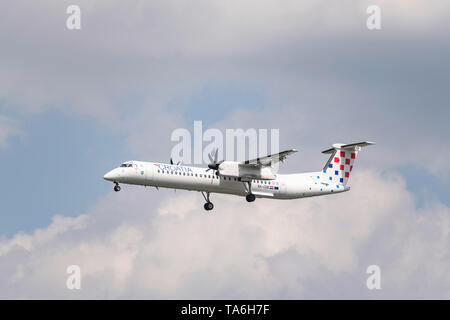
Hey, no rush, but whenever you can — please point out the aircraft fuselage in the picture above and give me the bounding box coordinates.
[103,161,349,200]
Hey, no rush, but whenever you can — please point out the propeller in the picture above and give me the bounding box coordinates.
[206,148,223,175]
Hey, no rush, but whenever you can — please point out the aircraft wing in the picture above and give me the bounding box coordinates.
[240,149,298,167]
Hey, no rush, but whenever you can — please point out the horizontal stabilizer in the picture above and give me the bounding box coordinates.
[322,141,375,154]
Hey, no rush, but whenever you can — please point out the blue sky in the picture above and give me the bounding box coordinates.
[0,109,126,236]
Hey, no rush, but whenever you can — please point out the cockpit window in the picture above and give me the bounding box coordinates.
[120,163,133,168]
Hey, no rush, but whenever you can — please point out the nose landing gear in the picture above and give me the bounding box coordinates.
[204,202,214,211]
[113,182,121,192]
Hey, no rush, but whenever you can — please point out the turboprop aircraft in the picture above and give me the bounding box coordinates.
[103,141,374,211]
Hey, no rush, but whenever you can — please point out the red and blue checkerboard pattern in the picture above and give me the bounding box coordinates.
[323,149,358,186]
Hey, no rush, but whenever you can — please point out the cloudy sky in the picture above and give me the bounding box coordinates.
[0,0,449,299]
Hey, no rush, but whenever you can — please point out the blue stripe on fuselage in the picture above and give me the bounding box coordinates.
[154,163,194,173]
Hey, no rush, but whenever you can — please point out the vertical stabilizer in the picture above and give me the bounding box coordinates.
[320,141,374,186]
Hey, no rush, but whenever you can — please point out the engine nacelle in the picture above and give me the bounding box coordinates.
[218,161,240,177]
[218,161,276,180]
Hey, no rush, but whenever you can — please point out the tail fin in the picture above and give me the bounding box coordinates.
[321,141,374,186]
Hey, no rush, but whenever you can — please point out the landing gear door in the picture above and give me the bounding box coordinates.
[281,181,287,194]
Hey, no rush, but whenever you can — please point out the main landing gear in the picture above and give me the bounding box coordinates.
[246,193,256,202]
[113,182,121,192]
[202,192,214,211]
[243,181,256,202]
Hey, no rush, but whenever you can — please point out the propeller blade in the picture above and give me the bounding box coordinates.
[170,158,174,165]
[208,152,214,164]
[214,148,218,163]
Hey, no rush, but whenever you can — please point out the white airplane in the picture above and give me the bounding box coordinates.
[104,141,374,211]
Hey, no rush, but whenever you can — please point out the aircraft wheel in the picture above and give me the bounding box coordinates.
[114,185,121,192]
[204,202,214,211]
[246,194,256,202]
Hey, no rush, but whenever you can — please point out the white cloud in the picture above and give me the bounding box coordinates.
[0,215,88,256]
[1,169,449,298]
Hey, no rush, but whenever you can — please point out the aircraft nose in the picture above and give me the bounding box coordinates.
[103,170,116,181]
